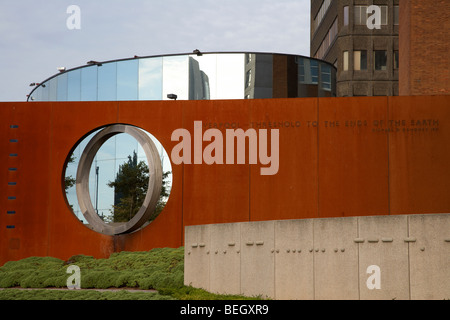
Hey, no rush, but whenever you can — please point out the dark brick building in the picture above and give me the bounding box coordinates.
[311,0,399,97]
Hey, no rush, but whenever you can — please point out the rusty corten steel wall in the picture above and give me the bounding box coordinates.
[1,96,449,265]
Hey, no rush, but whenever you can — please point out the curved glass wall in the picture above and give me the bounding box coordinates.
[28,52,336,101]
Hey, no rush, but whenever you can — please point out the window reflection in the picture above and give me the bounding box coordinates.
[81,67,97,101]
[67,69,81,101]
[139,58,162,100]
[216,54,245,99]
[39,81,49,101]
[117,60,138,100]
[57,73,68,101]
[98,62,117,101]
[321,64,332,91]
[245,53,273,99]
[163,55,189,100]
[30,52,337,102]
[48,78,58,101]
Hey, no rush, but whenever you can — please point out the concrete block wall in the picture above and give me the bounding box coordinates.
[184,214,450,300]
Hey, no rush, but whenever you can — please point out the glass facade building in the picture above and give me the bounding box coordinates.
[28,52,336,101]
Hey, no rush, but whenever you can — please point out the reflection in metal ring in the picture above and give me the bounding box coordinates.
[75,124,162,235]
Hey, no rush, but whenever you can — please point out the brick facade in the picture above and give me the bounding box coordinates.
[399,0,450,95]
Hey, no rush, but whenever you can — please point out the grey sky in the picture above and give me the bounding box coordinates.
[0,0,311,102]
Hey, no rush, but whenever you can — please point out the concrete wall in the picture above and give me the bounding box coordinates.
[184,214,450,300]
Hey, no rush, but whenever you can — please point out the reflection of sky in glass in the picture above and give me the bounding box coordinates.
[57,73,68,101]
[48,77,58,101]
[81,67,98,101]
[162,55,189,100]
[216,54,245,99]
[139,58,163,100]
[117,60,138,100]
[98,62,117,101]
[67,69,81,101]
[190,54,218,98]
[65,129,172,223]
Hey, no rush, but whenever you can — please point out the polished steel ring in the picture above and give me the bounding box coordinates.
[75,124,162,235]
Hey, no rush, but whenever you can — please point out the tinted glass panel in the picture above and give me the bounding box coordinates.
[57,73,68,101]
[310,60,319,84]
[117,60,138,100]
[47,78,58,101]
[321,63,332,90]
[67,69,81,101]
[98,62,117,101]
[139,57,163,100]
[190,54,217,98]
[81,67,98,101]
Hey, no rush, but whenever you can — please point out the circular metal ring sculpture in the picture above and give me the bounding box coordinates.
[76,124,162,235]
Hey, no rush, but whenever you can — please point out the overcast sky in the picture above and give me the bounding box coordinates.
[0,0,311,102]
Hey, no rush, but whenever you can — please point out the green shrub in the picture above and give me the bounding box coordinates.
[0,247,258,300]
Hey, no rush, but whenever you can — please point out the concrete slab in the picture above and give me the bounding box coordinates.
[184,224,210,290]
[358,215,410,300]
[209,223,241,295]
[240,221,275,298]
[313,217,359,300]
[274,219,314,300]
[409,214,450,299]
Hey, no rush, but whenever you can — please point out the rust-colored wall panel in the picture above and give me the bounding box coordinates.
[1,104,15,262]
[2,103,52,262]
[388,96,450,214]
[46,102,119,260]
[1,96,450,265]
[318,97,390,217]
[181,100,250,226]
[249,98,319,221]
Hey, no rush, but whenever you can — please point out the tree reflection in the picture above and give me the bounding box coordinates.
[107,150,170,223]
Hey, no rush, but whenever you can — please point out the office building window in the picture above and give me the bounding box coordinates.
[380,6,388,25]
[298,58,305,82]
[354,50,367,70]
[343,51,349,71]
[344,6,349,26]
[314,18,338,60]
[374,50,387,70]
[312,0,332,34]
[354,6,367,25]
[394,6,399,25]
[311,60,319,84]
[321,64,332,91]
[394,51,399,69]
